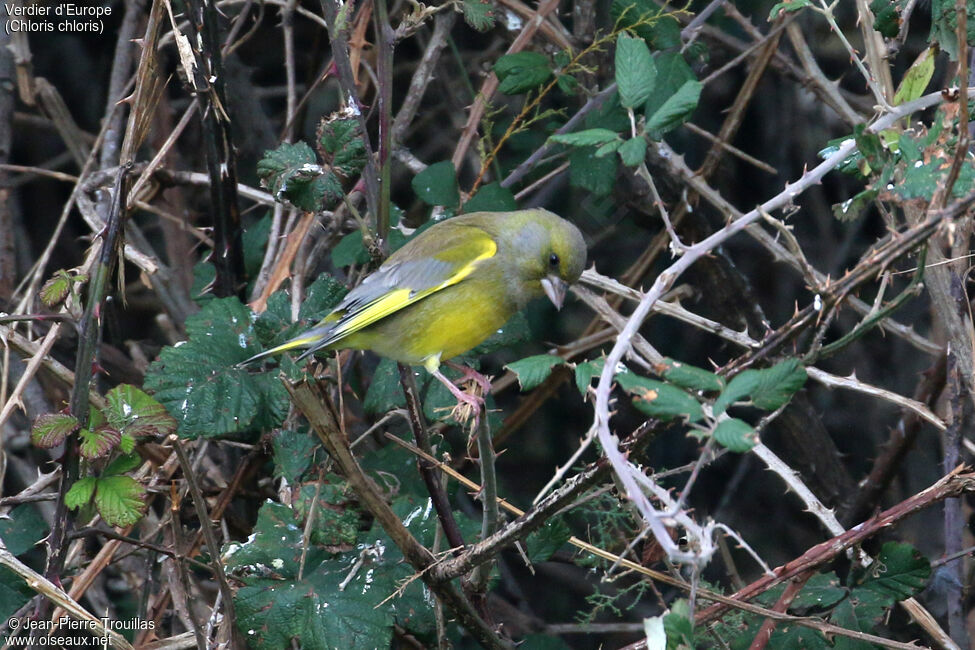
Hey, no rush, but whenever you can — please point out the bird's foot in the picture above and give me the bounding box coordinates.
[431,367,487,428]
[444,361,494,395]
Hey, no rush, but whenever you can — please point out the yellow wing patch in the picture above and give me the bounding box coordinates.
[327,236,497,343]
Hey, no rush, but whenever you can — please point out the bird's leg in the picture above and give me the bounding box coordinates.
[443,360,493,395]
[429,367,485,427]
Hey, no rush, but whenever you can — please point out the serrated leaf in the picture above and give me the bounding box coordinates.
[105,384,178,439]
[228,496,449,647]
[65,477,97,510]
[833,189,878,222]
[646,79,701,134]
[299,273,349,322]
[31,413,79,448]
[713,359,807,414]
[317,113,366,178]
[93,475,147,527]
[332,230,371,268]
[145,297,290,438]
[569,146,617,196]
[712,418,756,452]
[494,51,552,95]
[663,599,695,648]
[462,182,518,213]
[658,359,723,392]
[40,270,78,307]
[574,358,605,396]
[0,505,45,555]
[893,46,936,105]
[857,542,931,603]
[79,426,120,459]
[505,355,566,391]
[549,128,621,147]
[461,0,495,31]
[104,452,142,476]
[272,429,323,483]
[257,141,336,212]
[610,0,679,49]
[768,0,812,19]
[618,136,648,167]
[363,358,407,415]
[595,139,624,157]
[829,594,887,650]
[411,161,460,207]
[870,0,903,38]
[616,33,656,109]
[617,372,704,422]
[792,572,847,610]
[524,517,571,562]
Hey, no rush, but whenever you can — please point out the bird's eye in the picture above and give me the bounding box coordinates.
[548,253,560,268]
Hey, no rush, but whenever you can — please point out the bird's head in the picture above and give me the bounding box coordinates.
[502,209,587,310]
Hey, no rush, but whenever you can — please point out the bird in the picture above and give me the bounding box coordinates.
[241,208,587,419]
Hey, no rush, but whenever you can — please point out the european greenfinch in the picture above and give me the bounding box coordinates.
[243,208,587,412]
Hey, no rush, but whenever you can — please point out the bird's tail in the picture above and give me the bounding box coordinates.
[237,323,337,368]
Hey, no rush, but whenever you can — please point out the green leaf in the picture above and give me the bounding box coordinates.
[616,33,656,109]
[65,477,97,510]
[494,51,552,95]
[93,475,147,527]
[712,418,756,452]
[856,542,931,603]
[40,269,80,307]
[0,505,45,555]
[929,0,975,60]
[595,139,624,158]
[79,426,119,459]
[104,452,142,476]
[644,52,695,125]
[658,358,724,392]
[257,141,337,212]
[524,517,571,562]
[228,495,446,647]
[893,46,936,105]
[462,182,518,213]
[833,188,878,222]
[505,355,566,391]
[617,372,704,422]
[363,358,407,415]
[145,297,290,438]
[569,146,617,196]
[870,0,903,38]
[768,0,812,19]
[105,384,178,439]
[791,572,847,610]
[610,0,679,49]
[618,137,648,167]
[0,567,34,623]
[663,599,695,648]
[31,412,79,448]
[331,230,371,267]
[317,112,367,178]
[549,128,621,147]
[829,593,887,650]
[299,273,349,322]
[461,0,495,31]
[272,429,323,483]
[646,80,701,134]
[242,214,272,280]
[411,161,460,207]
[574,358,606,396]
[713,359,807,414]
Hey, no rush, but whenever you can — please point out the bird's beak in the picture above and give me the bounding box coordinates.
[541,275,569,310]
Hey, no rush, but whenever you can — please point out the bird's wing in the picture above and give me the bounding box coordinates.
[298,223,498,355]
